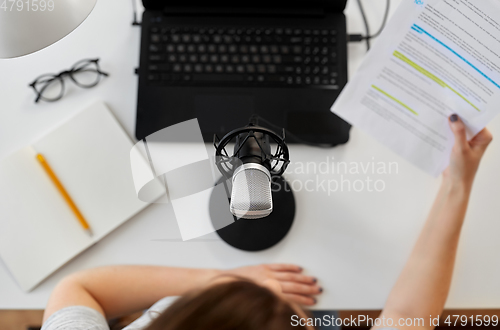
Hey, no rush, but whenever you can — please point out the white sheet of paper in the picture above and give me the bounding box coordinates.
[331,0,500,176]
[0,146,93,292]
[0,102,164,291]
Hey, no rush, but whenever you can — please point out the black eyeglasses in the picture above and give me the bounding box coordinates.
[29,58,109,103]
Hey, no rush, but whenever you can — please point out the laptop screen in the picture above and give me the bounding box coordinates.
[142,0,347,12]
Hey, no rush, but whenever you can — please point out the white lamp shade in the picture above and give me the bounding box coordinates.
[0,0,97,58]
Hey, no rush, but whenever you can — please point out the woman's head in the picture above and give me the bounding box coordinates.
[145,277,311,330]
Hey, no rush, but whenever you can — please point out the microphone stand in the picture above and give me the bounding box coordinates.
[210,120,296,252]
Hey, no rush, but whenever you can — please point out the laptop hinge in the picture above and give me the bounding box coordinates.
[162,7,326,18]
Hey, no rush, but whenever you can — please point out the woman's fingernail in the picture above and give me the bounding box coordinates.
[450,114,458,122]
[312,278,317,283]
[319,287,323,293]
[298,267,303,271]
[313,298,317,304]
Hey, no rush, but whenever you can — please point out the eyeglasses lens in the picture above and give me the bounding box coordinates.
[72,61,101,87]
[37,76,64,101]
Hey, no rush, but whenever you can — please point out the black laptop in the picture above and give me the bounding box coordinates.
[136,0,351,145]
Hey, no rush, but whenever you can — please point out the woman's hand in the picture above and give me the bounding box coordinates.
[222,264,322,306]
[444,114,492,188]
[378,115,493,330]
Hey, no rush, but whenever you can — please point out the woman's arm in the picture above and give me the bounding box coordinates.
[43,266,218,322]
[43,263,320,322]
[376,115,493,330]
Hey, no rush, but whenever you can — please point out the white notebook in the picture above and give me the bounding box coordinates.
[0,101,165,292]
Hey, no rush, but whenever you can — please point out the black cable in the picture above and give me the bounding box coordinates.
[365,0,391,39]
[356,0,371,51]
[348,34,364,42]
[355,0,391,51]
[131,0,141,26]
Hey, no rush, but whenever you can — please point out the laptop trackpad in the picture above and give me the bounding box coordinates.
[194,94,255,134]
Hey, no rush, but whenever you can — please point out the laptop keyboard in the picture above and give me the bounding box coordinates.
[146,26,340,88]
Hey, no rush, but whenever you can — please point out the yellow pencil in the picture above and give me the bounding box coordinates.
[36,153,93,237]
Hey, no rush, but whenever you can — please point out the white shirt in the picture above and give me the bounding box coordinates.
[41,296,177,330]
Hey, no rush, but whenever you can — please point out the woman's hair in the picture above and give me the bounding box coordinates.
[145,279,308,330]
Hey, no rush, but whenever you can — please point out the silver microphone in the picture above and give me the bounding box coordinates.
[215,122,290,221]
[230,163,272,219]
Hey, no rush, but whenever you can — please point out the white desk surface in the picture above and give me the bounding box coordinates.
[1,0,500,310]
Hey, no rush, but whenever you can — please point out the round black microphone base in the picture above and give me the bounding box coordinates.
[209,176,295,252]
